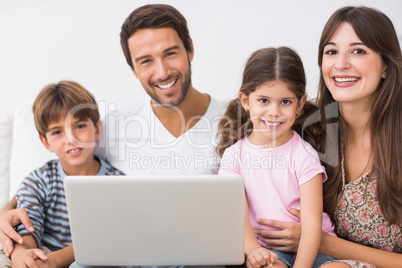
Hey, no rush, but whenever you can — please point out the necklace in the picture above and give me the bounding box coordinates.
[353,151,372,181]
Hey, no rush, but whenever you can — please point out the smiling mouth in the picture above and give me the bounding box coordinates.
[156,79,177,90]
[333,77,360,83]
[67,148,82,154]
[262,120,283,127]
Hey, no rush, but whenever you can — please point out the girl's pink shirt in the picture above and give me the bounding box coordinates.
[219,131,336,247]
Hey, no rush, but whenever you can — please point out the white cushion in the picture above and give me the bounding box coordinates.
[9,100,55,199]
[0,110,13,209]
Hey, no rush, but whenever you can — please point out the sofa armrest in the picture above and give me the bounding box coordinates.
[0,110,13,209]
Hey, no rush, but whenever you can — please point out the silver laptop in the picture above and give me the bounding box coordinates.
[64,175,245,266]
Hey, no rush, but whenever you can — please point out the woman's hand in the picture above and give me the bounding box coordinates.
[0,207,34,257]
[255,207,302,253]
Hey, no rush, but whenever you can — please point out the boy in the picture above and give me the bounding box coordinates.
[0,81,124,268]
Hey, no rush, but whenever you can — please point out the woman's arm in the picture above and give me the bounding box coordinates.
[255,208,301,253]
[0,195,34,257]
[256,208,402,268]
[320,232,402,268]
[293,174,323,268]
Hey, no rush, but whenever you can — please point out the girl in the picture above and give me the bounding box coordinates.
[217,47,336,268]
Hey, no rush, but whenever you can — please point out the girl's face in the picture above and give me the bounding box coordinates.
[321,22,387,107]
[239,80,306,147]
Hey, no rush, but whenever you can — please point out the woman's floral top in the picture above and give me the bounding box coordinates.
[334,157,402,253]
[326,156,402,267]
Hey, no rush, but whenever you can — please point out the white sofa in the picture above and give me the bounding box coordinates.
[0,100,55,210]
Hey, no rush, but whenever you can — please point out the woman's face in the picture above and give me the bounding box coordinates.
[321,22,387,106]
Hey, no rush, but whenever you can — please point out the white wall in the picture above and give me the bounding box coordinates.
[1,0,401,115]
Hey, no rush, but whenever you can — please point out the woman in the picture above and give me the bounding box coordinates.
[256,6,402,268]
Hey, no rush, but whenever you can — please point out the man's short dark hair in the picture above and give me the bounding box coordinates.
[120,4,192,70]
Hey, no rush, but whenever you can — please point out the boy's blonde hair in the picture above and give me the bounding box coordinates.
[33,81,100,137]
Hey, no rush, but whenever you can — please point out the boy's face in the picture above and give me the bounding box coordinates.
[40,116,102,175]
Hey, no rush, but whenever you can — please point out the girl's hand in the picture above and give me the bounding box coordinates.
[246,247,278,268]
[255,207,302,253]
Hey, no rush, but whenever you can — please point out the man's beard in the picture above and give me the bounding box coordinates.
[145,63,192,108]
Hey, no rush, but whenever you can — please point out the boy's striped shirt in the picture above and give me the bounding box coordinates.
[16,158,124,251]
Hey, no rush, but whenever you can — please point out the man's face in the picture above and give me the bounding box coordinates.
[128,27,193,107]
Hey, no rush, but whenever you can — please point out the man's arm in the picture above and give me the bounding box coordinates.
[2,196,17,210]
[0,195,34,257]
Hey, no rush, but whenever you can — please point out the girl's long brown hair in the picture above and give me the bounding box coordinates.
[216,47,317,158]
[317,6,402,224]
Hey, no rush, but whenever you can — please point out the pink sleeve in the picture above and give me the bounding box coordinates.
[296,145,327,186]
[218,145,241,176]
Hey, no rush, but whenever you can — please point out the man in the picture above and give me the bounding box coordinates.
[0,4,225,264]
[97,4,223,176]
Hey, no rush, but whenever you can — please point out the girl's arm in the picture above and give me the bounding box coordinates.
[244,198,276,268]
[293,174,323,268]
[244,198,262,256]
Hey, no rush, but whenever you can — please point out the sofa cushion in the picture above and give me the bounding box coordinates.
[9,100,55,200]
[0,110,13,209]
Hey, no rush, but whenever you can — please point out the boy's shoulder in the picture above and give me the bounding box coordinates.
[19,159,62,188]
[103,164,125,176]
[34,158,124,177]
[37,159,61,176]
[97,157,125,176]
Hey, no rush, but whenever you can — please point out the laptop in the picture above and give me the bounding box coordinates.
[64,175,245,266]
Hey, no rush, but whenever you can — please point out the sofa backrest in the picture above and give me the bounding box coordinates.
[6,100,55,207]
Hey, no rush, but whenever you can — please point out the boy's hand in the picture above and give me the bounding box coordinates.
[246,247,278,268]
[0,208,34,257]
[11,247,48,267]
[33,257,58,268]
